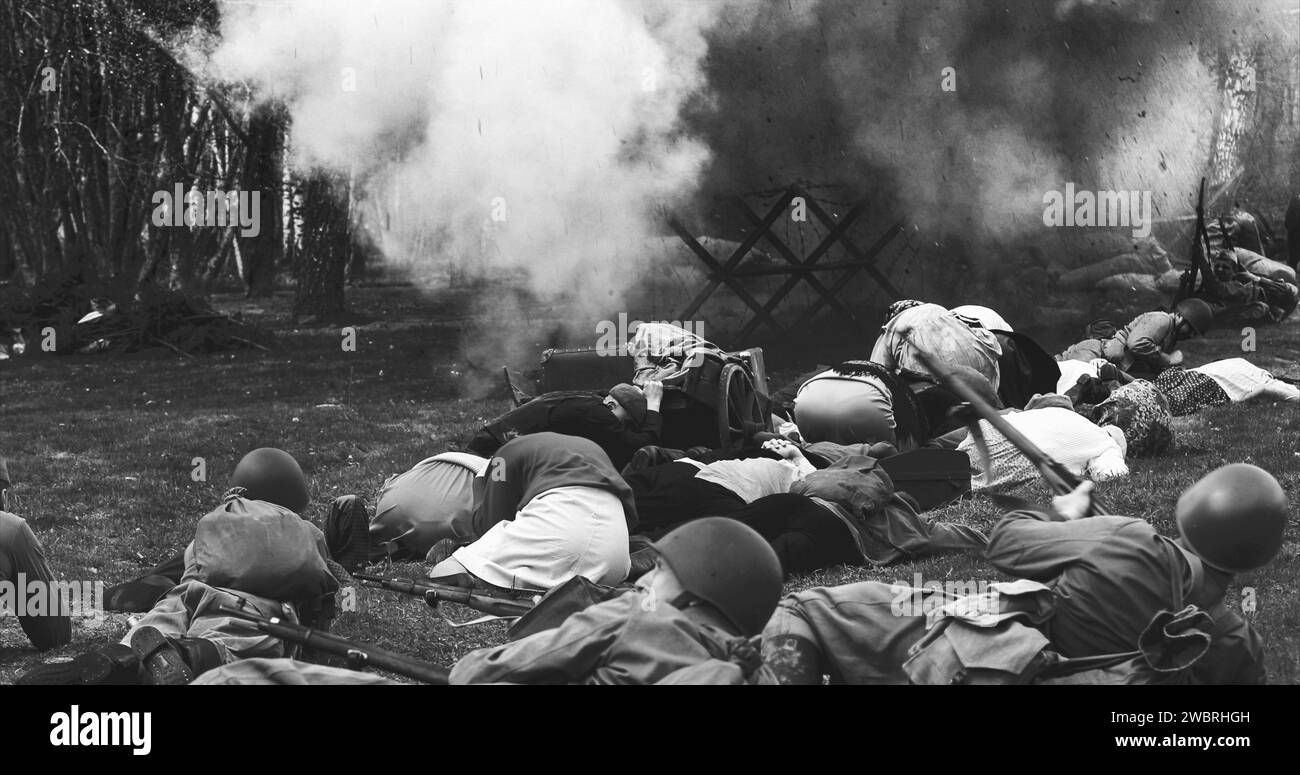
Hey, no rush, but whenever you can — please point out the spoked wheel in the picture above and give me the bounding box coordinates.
[717,363,766,449]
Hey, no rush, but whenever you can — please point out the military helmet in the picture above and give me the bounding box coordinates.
[1173,298,1215,337]
[229,448,311,513]
[652,517,783,636]
[1176,463,1288,573]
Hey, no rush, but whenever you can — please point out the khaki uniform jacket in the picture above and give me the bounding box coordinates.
[1102,311,1179,371]
[0,510,72,651]
[450,590,765,685]
[986,509,1265,684]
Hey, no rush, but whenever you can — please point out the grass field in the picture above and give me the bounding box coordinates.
[2,285,1298,684]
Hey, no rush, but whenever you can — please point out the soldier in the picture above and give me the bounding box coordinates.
[0,457,72,652]
[1059,299,1214,377]
[191,518,784,685]
[18,448,341,685]
[760,463,1284,685]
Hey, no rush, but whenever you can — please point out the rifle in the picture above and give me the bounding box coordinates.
[353,573,535,618]
[1179,177,1211,302]
[216,603,449,684]
[911,349,1111,517]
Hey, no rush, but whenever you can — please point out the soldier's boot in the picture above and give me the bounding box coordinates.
[15,643,142,686]
[130,627,223,685]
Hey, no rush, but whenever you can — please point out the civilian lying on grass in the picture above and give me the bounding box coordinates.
[426,433,638,593]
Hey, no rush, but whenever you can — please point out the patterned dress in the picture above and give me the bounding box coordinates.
[1087,380,1173,457]
[1154,368,1230,416]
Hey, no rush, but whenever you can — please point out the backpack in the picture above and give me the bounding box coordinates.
[903,552,1219,685]
[192,496,338,602]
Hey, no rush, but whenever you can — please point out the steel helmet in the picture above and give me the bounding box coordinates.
[1176,463,1288,573]
[652,517,783,636]
[1173,298,1215,337]
[229,448,311,513]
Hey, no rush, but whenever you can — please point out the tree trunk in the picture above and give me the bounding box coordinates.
[291,172,350,322]
[241,103,286,297]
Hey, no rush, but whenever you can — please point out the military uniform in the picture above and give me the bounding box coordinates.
[121,578,298,664]
[1101,311,1180,373]
[985,508,1264,684]
[0,510,71,651]
[761,507,1265,684]
[450,589,770,685]
[193,589,775,686]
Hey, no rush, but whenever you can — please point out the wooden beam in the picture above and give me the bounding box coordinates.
[731,194,866,339]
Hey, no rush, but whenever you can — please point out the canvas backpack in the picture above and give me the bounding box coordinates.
[192,494,339,602]
[902,553,1219,685]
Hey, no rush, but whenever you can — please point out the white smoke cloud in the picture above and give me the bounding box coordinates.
[206,0,726,317]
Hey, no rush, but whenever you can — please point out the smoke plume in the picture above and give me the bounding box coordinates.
[203,0,727,322]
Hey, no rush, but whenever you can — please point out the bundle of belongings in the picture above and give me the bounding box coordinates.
[629,322,725,387]
[628,322,768,438]
[480,321,767,465]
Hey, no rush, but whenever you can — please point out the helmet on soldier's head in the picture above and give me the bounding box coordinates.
[1173,298,1214,337]
[651,517,782,636]
[229,448,310,513]
[1176,463,1287,573]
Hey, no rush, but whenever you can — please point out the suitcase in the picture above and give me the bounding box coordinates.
[538,347,634,392]
[878,448,972,512]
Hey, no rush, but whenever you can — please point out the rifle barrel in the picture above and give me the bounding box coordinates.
[910,349,1110,516]
[217,604,449,684]
[422,588,533,617]
[354,575,534,617]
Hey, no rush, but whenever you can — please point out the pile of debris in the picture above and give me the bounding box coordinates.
[0,270,270,358]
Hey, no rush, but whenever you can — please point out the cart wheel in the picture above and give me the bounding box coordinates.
[717,363,766,449]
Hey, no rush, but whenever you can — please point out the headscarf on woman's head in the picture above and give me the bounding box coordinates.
[884,299,926,325]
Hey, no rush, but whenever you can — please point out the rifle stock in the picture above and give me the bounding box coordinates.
[217,604,449,684]
[353,574,534,618]
[910,349,1111,517]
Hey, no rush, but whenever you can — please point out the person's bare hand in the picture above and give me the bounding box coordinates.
[643,380,664,410]
[1168,350,1185,366]
[1052,480,1095,521]
[762,438,802,461]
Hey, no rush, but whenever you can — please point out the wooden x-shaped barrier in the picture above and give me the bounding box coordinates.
[667,186,903,346]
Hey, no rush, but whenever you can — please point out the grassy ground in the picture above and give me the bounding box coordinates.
[2,285,1297,683]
